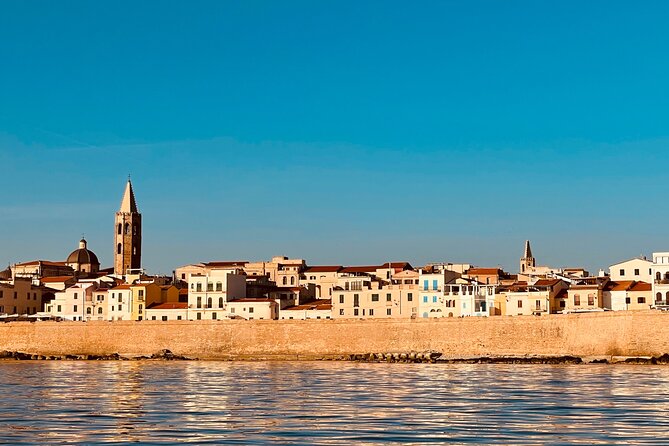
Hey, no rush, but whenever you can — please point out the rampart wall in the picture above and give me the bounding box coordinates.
[1,311,668,359]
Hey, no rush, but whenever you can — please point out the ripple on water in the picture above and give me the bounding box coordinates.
[1,362,669,444]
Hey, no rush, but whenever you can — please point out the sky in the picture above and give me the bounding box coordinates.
[1,1,668,274]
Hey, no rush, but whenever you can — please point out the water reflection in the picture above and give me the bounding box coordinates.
[1,362,669,444]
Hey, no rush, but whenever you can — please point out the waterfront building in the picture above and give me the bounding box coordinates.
[463,267,508,286]
[226,298,278,320]
[300,265,343,299]
[445,280,497,317]
[244,256,305,286]
[48,282,97,321]
[108,284,133,321]
[651,252,669,307]
[418,269,447,318]
[0,278,43,316]
[561,276,608,312]
[609,256,653,283]
[497,279,566,316]
[114,179,142,276]
[187,267,247,320]
[603,281,652,311]
[65,238,100,275]
[146,302,188,321]
[280,299,333,320]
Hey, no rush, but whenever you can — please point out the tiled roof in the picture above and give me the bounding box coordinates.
[533,279,561,287]
[605,281,635,292]
[40,276,75,283]
[630,281,652,292]
[304,266,343,273]
[466,268,501,275]
[203,261,248,268]
[228,298,276,303]
[380,262,412,269]
[341,266,379,273]
[113,284,133,290]
[15,260,69,267]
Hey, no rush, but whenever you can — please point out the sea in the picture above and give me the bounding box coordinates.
[0,361,668,445]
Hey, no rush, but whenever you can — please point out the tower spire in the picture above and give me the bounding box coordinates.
[119,178,138,213]
[523,240,533,259]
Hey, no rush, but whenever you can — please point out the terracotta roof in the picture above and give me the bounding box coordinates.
[380,262,412,269]
[605,281,635,292]
[179,288,188,295]
[304,266,343,273]
[533,279,561,287]
[630,281,652,292]
[147,302,188,310]
[341,266,380,274]
[466,268,502,275]
[15,260,69,267]
[113,284,133,290]
[555,289,568,299]
[40,276,75,283]
[283,299,333,311]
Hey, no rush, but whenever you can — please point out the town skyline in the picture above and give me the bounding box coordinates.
[2,1,669,273]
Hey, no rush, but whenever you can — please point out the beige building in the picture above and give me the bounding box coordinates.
[188,268,247,320]
[227,298,278,320]
[603,281,652,311]
[146,302,188,321]
[609,257,653,283]
[558,277,608,313]
[244,256,305,286]
[498,279,567,316]
[12,260,73,280]
[300,266,343,299]
[0,278,43,315]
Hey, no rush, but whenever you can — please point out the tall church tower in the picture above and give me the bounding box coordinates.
[114,179,142,275]
[520,240,536,274]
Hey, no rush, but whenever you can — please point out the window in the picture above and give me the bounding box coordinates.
[283,277,287,285]
[371,294,379,302]
[560,301,565,308]
[657,292,662,302]
[518,300,523,308]
[151,316,156,320]
[231,308,235,313]
[574,294,580,306]
[97,307,102,314]
[339,309,344,316]
[181,274,186,280]
[353,294,359,307]
[117,223,122,234]
[73,305,78,312]
[212,312,217,320]
[588,294,595,306]
[196,313,201,320]
[407,293,413,301]
[638,297,646,304]
[118,294,123,303]
[124,223,130,234]
[387,308,392,316]
[291,277,295,285]
[339,295,344,304]
[619,269,625,276]
[216,282,222,291]
[111,306,115,311]
[386,293,392,302]
[219,297,224,308]
[535,300,541,310]
[87,308,92,315]
[423,296,428,303]
[634,269,640,276]
[207,283,213,292]
[138,290,144,298]
[119,305,122,311]
[369,309,374,316]
[625,297,631,304]
[197,296,202,308]
[13,292,16,299]
[117,243,122,254]
[207,297,212,308]
[249,307,254,313]
[432,280,438,290]
[353,309,359,316]
[196,283,202,292]
[57,305,61,312]
[423,280,429,290]
[177,316,182,320]
[160,315,167,321]
[432,296,437,303]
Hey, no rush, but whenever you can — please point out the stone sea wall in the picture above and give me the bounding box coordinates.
[1,311,669,360]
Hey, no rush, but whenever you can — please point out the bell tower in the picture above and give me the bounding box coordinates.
[114,178,142,275]
[520,240,536,274]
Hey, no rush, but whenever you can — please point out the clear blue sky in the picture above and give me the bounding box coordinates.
[1,1,668,274]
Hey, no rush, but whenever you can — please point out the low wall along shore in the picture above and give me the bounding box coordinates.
[1,311,669,360]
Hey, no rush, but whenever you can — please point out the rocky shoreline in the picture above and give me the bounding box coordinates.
[3,349,669,364]
[0,349,193,361]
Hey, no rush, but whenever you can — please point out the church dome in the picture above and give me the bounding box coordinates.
[66,239,100,267]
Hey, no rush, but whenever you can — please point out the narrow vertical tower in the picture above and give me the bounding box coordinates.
[520,240,536,273]
[114,179,142,275]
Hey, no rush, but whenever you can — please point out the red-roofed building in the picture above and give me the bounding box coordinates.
[280,299,332,320]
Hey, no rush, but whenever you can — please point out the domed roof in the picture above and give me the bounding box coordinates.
[66,239,100,266]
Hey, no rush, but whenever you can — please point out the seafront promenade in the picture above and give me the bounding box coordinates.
[2,310,669,360]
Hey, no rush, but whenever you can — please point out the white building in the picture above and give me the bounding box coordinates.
[609,256,653,283]
[652,252,669,307]
[187,267,247,320]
